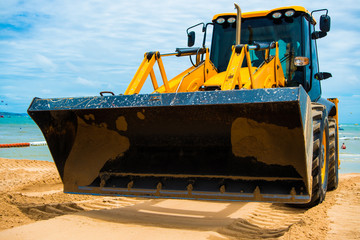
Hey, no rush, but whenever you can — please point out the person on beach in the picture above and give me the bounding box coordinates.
[341,143,346,149]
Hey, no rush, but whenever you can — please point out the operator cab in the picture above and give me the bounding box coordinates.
[188,6,331,101]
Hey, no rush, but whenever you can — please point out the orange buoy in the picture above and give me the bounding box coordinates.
[0,142,30,148]
[0,141,46,148]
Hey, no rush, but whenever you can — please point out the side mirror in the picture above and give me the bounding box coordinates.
[315,72,332,80]
[320,14,331,32]
[187,31,195,47]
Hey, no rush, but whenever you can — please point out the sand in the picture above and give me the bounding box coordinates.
[0,157,359,240]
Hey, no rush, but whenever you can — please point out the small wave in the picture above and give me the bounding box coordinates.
[340,123,360,126]
[339,137,360,140]
[340,153,360,156]
[339,159,360,163]
[339,153,360,162]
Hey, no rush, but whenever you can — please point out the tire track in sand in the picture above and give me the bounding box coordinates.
[218,203,306,239]
[17,197,147,221]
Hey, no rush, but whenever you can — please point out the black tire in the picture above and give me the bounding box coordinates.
[327,118,339,190]
[302,103,330,208]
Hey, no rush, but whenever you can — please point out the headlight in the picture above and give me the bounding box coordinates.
[285,10,295,17]
[272,12,282,19]
[227,17,236,23]
[216,18,225,24]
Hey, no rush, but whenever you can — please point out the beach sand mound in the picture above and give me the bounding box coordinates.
[0,157,359,239]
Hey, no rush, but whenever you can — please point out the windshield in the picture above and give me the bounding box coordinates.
[210,15,303,86]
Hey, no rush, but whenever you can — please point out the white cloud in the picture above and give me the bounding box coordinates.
[40,89,52,95]
[34,54,57,72]
[76,77,97,87]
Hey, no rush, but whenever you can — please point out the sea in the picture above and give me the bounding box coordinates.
[0,112,359,173]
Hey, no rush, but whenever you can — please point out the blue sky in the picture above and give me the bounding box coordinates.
[1,0,360,123]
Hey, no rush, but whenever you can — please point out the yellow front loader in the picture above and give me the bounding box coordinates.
[28,4,339,207]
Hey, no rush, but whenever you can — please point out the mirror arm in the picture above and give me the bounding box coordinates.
[312,31,327,39]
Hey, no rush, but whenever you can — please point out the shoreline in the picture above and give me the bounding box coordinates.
[0,157,359,239]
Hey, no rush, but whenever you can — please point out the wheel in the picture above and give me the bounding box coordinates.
[302,103,330,207]
[327,118,339,190]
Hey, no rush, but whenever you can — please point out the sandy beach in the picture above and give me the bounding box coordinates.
[0,157,359,240]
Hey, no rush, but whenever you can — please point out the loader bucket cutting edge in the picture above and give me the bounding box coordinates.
[28,86,313,203]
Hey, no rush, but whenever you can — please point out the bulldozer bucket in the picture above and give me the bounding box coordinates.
[28,86,313,203]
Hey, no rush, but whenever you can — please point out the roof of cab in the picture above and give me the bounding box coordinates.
[212,6,311,21]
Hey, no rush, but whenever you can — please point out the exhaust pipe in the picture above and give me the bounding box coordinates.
[235,3,241,45]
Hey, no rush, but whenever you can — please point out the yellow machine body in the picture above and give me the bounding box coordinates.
[28,5,339,206]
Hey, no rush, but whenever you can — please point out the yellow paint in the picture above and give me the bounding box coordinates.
[124,7,304,95]
[328,98,340,167]
[127,41,286,93]
[212,6,311,21]
[124,53,158,95]
[321,129,327,185]
[127,48,217,94]
[202,72,226,88]
[176,63,216,93]
[218,44,285,90]
[221,46,246,90]
[116,116,128,131]
[186,78,202,92]
[167,48,217,93]
[153,66,196,93]
[137,111,145,120]
[125,52,172,95]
